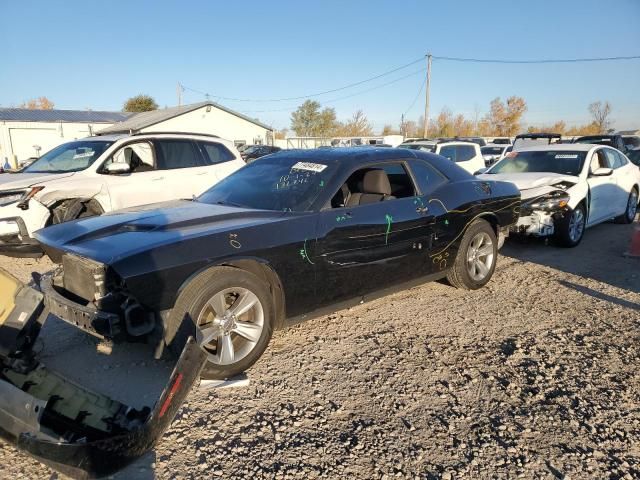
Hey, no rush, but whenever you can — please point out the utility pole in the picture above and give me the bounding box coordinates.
[423,53,432,138]
[176,82,183,106]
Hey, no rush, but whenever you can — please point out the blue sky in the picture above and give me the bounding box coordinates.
[1,0,639,132]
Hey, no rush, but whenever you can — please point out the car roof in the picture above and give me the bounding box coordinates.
[515,143,596,153]
[575,134,619,139]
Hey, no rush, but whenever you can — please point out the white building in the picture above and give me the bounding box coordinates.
[0,108,130,168]
[0,101,274,169]
[98,101,274,149]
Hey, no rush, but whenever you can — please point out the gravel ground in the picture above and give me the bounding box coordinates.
[1,220,639,480]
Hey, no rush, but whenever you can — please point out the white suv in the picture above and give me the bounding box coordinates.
[398,140,485,174]
[0,133,245,257]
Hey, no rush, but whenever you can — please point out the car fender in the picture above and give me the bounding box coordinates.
[37,183,111,214]
[566,181,588,211]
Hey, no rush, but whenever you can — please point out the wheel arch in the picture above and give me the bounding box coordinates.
[47,197,106,225]
[175,257,287,330]
[475,212,499,236]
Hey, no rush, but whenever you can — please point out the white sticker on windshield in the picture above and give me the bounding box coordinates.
[291,162,327,173]
[555,154,578,159]
[73,152,94,159]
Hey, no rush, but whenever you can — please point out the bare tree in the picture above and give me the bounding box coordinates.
[588,101,612,133]
[20,97,55,110]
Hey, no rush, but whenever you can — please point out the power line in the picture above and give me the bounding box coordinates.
[181,56,424,103]
[433,55,640,64]
[239,68,425,114]
[402,71,427,117]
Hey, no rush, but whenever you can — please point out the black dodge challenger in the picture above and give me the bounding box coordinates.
[0,147,519,476]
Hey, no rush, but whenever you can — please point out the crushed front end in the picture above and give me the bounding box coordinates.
[512,188,572,238]
[0,268,206,479]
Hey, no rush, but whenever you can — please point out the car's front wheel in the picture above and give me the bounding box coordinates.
[555,204,586,247]
[167,267,274,380]
[615,188,638,224]
[446,218,497,290]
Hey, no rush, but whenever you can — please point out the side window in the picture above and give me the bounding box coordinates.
[329,163,416,208]
[616,150,628,167]
[408,160,448,194]
[456,145,477,162]
[155,140,203,170]
[603,149,621,169]
[200,142,236,165]
[438,145,457,162]
[102,141,154,173]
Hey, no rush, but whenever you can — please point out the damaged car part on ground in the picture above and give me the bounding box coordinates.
[27,148,520,383]
[0,268,207,478]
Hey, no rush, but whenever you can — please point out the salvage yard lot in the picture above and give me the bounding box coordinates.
[1,221,639,479]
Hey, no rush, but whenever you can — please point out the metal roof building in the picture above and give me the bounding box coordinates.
[98,101,274,149]
[0,108,131,168]
[1,102,273,168]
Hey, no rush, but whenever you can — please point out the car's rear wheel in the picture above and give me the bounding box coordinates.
[446,218,497,290]
[555,204,586,247]
[615,188,638,224]
[167,267,274,380]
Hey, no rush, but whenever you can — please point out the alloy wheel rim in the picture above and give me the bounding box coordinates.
[569,208,585,242]
[196,287,264,366]
[466,232,494,282]
[628,191,638,220]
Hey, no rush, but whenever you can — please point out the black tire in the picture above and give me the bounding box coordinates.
[446,218,498,290]
[614,188,639,224]
[167,266,274,380]
[554,203,586,247]
[51,199,103,224]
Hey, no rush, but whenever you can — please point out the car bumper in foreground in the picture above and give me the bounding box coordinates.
[0,268,207,479]
[0,217,43,257]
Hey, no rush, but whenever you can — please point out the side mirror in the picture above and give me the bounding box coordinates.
[104,162,131,174]
[591,167,613,177]
[474,167,488,175]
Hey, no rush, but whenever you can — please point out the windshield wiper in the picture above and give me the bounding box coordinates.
[216,200,246,208]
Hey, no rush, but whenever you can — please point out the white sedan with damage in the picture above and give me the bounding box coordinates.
[0,133,244,257]
[479,144,640,247]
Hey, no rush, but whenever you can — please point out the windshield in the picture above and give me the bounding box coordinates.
[198,157,337,211]
[24,140,113,173]
[481,147,504,155]
[488,150,586,176]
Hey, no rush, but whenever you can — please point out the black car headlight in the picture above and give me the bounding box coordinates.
[527,190,570,212]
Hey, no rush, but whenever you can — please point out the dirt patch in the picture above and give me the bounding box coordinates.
[1,220,639,479]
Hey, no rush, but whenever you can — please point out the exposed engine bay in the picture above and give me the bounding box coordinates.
[0,268,206,478]
[513,183,574,237]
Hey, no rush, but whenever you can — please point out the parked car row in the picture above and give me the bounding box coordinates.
[398,132,640,248]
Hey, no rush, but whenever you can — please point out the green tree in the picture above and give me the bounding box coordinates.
[290,100,339,137]
[123,94,158,112]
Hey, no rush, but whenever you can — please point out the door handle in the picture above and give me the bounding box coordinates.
[416,206,429,214]
[152,176,165,181]
[197,172,209,176]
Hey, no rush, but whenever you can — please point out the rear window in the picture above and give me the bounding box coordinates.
[200,142,236,164]
[481,147,504,155]
[439,145,476,163]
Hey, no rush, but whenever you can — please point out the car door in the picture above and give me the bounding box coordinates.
[100,140,174,210]
[314,162,436,307]
[586,148,617,224]
[153,138,210,200]
[607,149,635,215]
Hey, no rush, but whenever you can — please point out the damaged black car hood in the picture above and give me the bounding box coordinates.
[34,200,291,265]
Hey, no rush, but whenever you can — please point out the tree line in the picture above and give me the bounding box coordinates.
[14,94,616,138]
